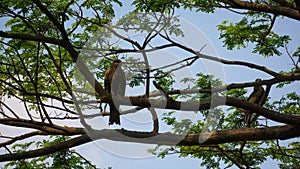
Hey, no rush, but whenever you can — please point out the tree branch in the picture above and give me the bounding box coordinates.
[0,31,66,47]
[0,131,47,147]
[145,73,300,97]
[0,125,299,162]
[159,33,280,77]
[0,134,91,162]
[219,0,300,21]
[217,145,245,169]
[123,94,300,125]
[0,118,85,135]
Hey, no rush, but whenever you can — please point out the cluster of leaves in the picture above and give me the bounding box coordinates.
[153,70,176,91]
[5,136,96,169]
[0,0,75,102]
[116,11,184,38]
[218,13,291,57]
[290,46,300,73]
[132,0,220,13]
[180,73,223,101]
[132,0,180,13]
[69,0,122,47]
[158,73,222,133]
[272,92,300,116]
[121,57,146,88]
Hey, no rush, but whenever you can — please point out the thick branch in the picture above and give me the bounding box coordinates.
[0,134,91,162]
[0,125,299,162]
[272,0,296,9]
[222,96,300,125]
[218,0,300,21]
[0,31,66,47]
[117,94,300,125]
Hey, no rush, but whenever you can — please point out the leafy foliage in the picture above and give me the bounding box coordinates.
[272,92,300,115]
[116,11,184,37]
[218,13,291,57]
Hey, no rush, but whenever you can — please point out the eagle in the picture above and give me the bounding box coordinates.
[104,59,126,125]
[244,78,265,126]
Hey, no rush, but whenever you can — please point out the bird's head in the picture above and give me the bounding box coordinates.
[255,78,262,82]
[255,78,262,85]
[254,78,262,90]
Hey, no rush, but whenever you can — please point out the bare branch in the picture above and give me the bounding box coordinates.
[0,118,84,135]
[285,45,299,69]
[217,145,245,169]
[0,131,47,147]
[159,33,280,77]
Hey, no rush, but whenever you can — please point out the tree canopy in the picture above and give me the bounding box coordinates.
[0,0,299,168]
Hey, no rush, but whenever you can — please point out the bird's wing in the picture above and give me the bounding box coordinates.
[111,65,126,96]
[104,66,112,92]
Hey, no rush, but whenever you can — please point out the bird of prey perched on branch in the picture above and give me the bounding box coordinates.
[104,59,126,125]
[244,78,265,126]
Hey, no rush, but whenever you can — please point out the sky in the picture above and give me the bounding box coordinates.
[0,1,300,169]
